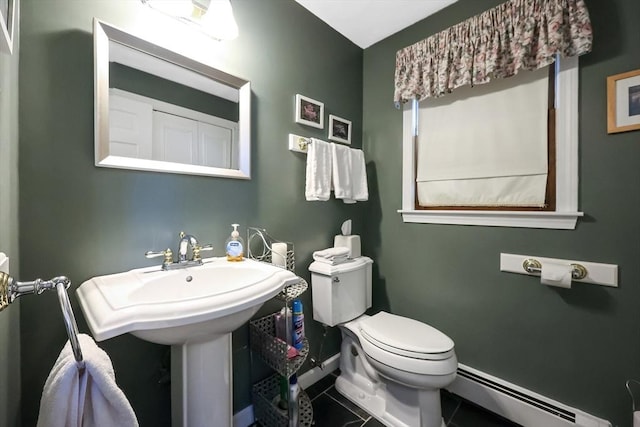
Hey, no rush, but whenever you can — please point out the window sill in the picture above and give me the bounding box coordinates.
[398,210,583,229]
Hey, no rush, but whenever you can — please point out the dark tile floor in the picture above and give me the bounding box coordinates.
[299,371,522,427]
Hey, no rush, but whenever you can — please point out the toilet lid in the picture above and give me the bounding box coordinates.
[359,312,454,360]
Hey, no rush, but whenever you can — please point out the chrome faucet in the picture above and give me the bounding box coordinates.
[178,232,199,263]
[145,231,213,270]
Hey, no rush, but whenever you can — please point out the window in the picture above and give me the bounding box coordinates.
[416,66,552,210]
[399,57,583,229]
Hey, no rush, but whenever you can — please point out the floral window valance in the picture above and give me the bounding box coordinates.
[393,0,592,105]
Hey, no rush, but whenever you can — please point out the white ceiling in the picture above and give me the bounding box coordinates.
[294,0,458,49]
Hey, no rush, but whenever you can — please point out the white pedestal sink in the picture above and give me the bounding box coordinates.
[77,257,300,427]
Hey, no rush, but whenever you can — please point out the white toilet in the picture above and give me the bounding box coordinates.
[309,256,457,427]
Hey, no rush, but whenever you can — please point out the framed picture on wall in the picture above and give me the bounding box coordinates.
[328,114,352,144]
[295,94,324,129]
[0,0,15,55]
[607,69,640,134]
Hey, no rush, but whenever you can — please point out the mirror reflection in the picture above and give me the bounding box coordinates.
[94,19,251,178]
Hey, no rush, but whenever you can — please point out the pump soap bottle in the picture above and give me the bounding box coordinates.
[225,224,245,262]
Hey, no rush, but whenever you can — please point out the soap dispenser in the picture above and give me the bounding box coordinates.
[225,224,245,262]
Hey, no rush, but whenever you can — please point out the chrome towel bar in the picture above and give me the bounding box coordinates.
[0,272,84,368]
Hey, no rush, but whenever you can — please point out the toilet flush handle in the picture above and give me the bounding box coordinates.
[333,277,340,283]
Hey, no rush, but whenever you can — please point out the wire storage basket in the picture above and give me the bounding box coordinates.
[250,312,309,377]
[247,227,295,272]
[247,227,313,426]
[252,374,314,427]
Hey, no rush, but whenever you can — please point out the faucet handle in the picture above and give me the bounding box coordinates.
[193,244,213,262]
[145,248,174,268]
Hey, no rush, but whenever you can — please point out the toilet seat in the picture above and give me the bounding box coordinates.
[353,312,457,376]
[359,312,454,360]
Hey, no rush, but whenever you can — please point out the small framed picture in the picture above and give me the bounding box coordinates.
[0,0,15,55]
[328,115,352,144]
[295,94,324,129]
[607,69,640,134]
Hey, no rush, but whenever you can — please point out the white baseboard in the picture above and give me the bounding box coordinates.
[234,352,341,427]
[448,363,612,427]
[233,405,254,427]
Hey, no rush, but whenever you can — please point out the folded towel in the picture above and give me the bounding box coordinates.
[305,138,332,201]
[331,143,353,202]
[313,247,350,259]
[313,247,351,265]
[37,334,139,427]
[350,149,369,202]
[313,255,350,265]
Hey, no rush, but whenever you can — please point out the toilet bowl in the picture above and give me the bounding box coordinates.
[309,257,458,427]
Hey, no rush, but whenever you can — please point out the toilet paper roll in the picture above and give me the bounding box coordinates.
[540,262,572,289]
[271,243,287,268]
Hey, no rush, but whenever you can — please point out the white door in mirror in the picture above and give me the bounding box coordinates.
[109,95,153,159]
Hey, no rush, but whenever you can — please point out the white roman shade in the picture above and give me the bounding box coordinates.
[416,66,549,207]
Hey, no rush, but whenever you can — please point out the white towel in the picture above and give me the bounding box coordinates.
[305,138,332,201]
[350,149,369,202]
[314,247,350,259]
[313,247,350,265]
[37,334,139,427]
[313,256,349,265]
[331,143,353,202]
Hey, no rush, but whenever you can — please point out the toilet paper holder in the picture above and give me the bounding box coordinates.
[522,258,587,280]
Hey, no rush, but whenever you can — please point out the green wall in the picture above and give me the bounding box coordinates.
[363,1,640,426]
[16,0,640,426]
[0,0,20,425]
[18,1,362,426]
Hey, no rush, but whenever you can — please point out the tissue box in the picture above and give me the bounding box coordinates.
[334,235,361,258]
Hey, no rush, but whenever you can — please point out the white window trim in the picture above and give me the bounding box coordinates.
[398,56,583,229]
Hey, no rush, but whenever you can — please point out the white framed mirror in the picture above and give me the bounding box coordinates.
[94,19,251,179]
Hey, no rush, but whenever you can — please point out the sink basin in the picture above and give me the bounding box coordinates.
[77,257,298,344]
[77,257,300,427]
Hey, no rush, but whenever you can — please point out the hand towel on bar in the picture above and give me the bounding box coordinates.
[331,143,354,202]
[313,247,350,265]
[37,334,139,427]
[350,149,369,202]
[305,138,332,201]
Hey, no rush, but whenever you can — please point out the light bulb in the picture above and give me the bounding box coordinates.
[143,0,194,18]
[200,0,239,40]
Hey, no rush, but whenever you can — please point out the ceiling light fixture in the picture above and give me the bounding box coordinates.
[141,0,239,41]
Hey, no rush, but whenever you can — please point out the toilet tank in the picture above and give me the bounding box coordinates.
[308,256,372,327]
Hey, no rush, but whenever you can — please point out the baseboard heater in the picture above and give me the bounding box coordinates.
[447,364,612,427]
